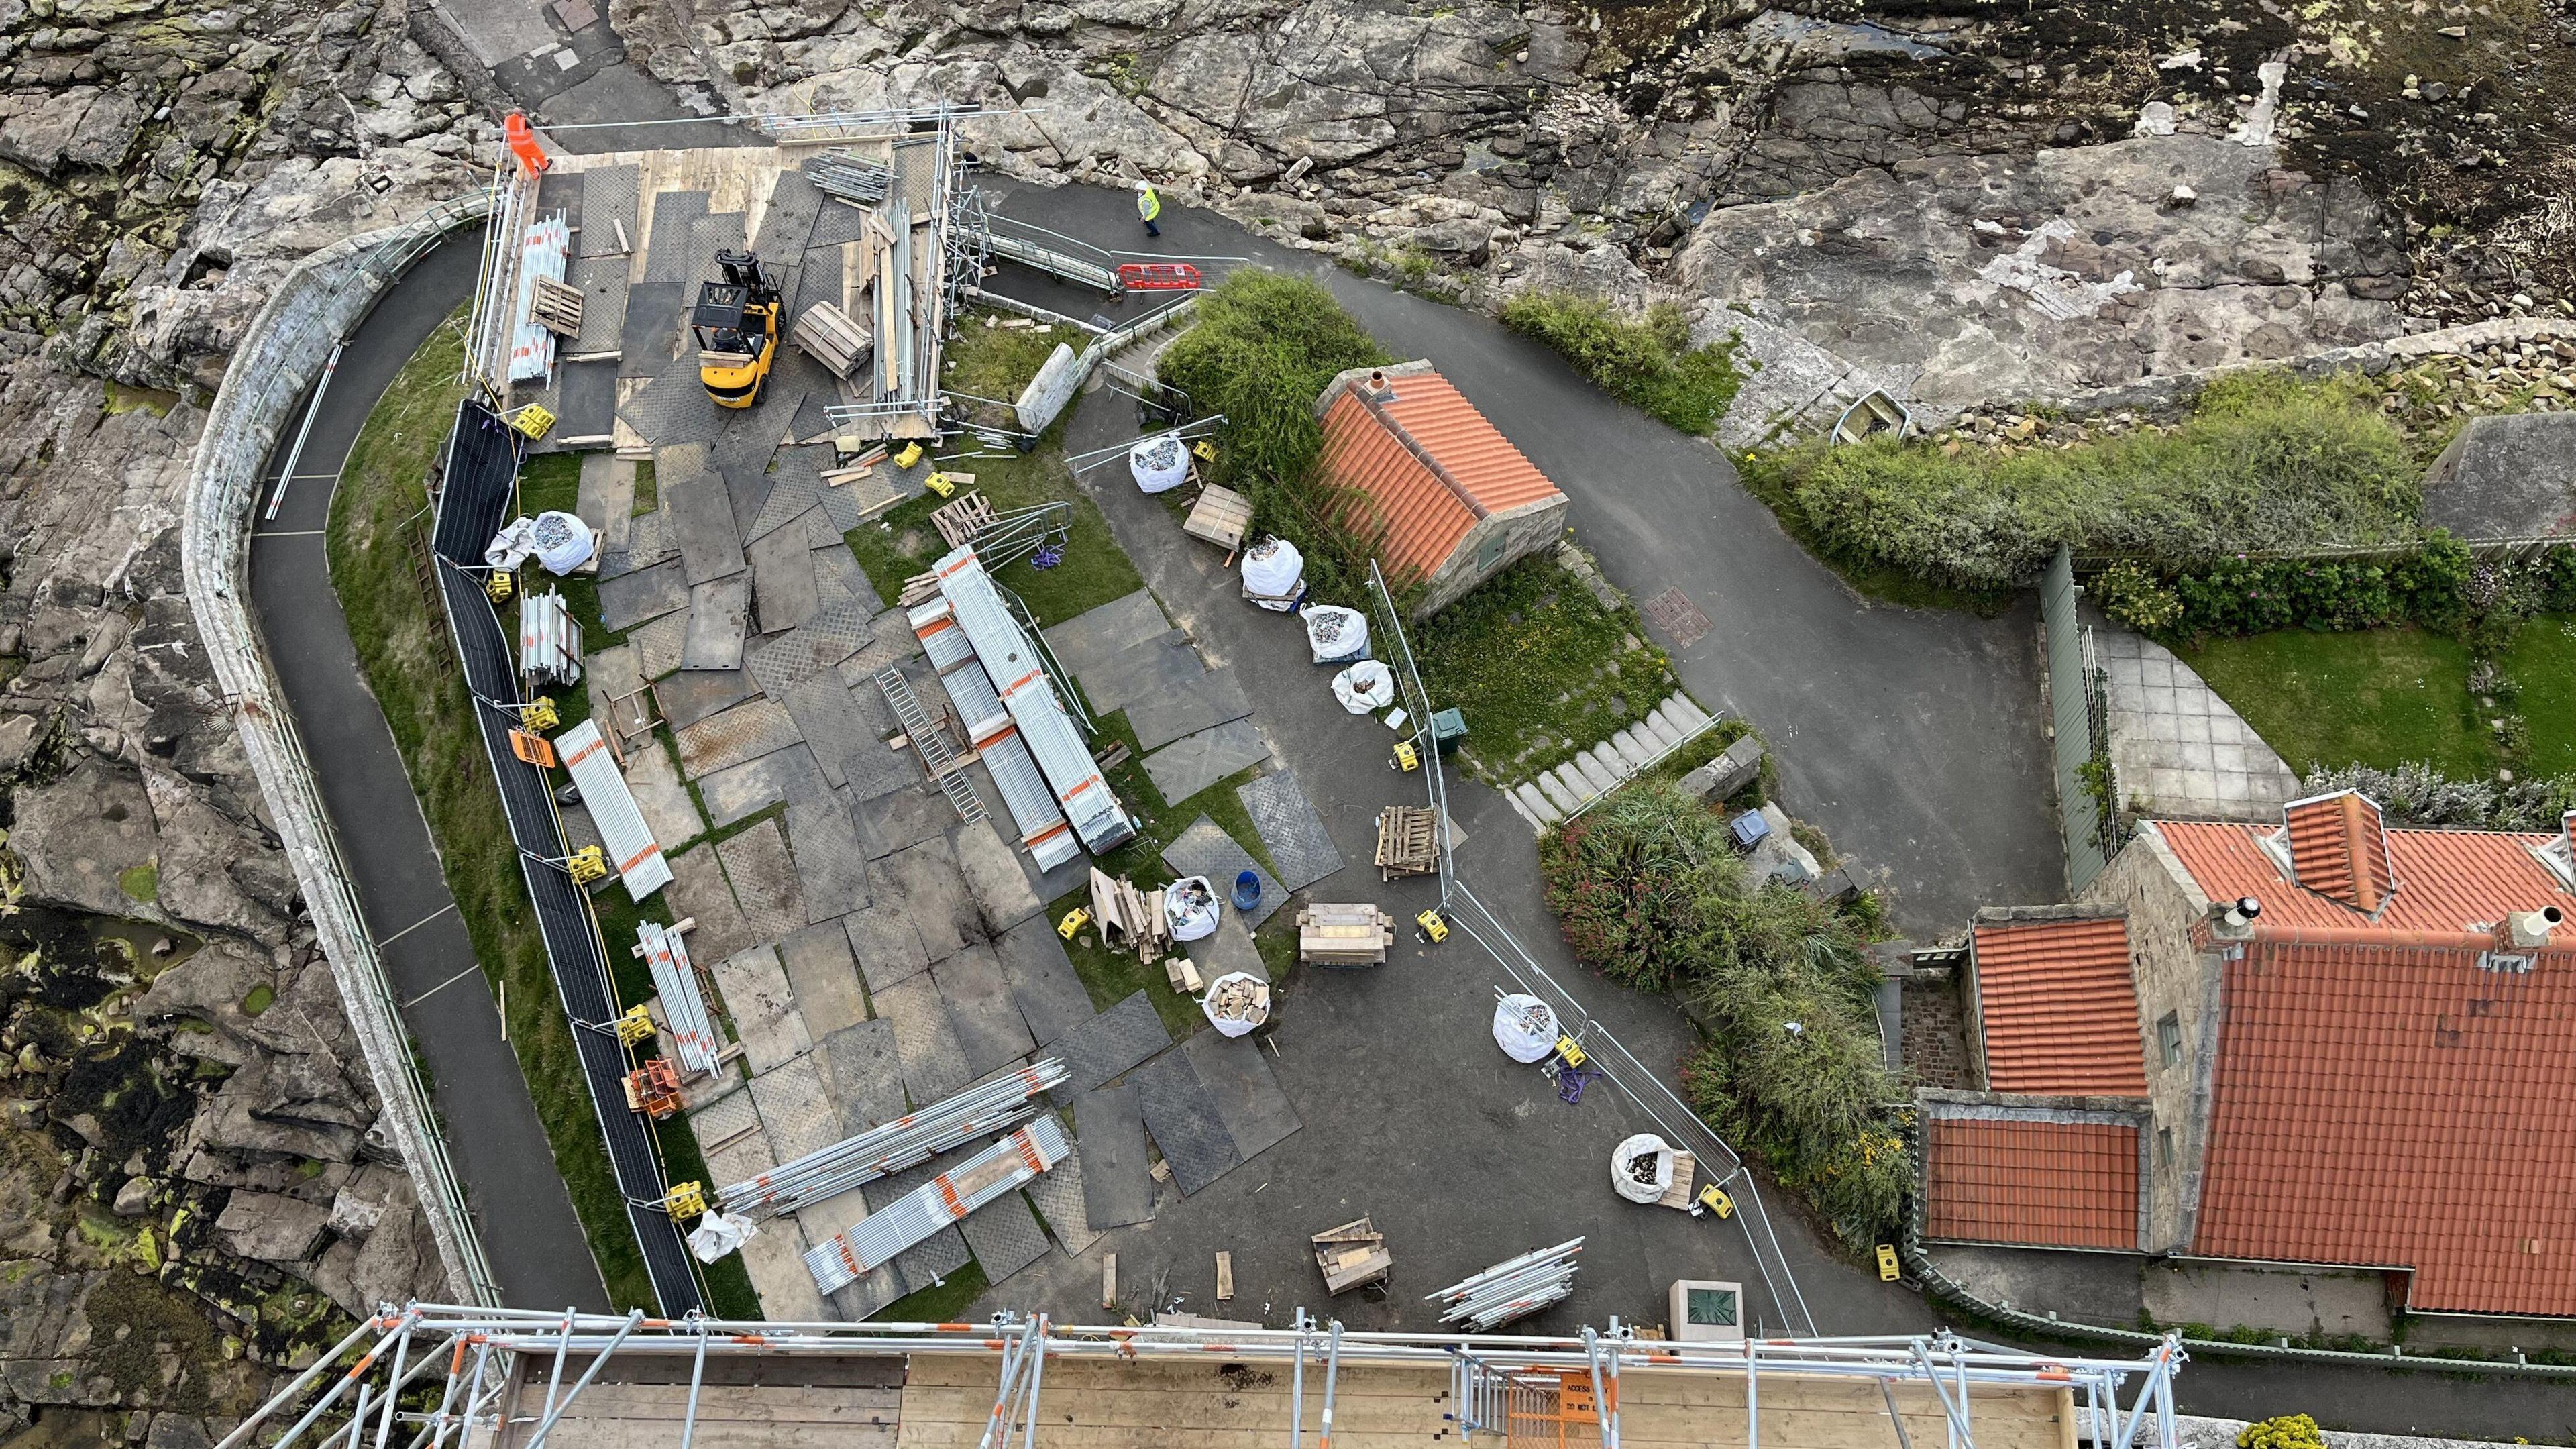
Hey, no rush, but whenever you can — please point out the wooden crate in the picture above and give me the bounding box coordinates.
[1312,1216,1391,1295]
[531,275,585,337]
[930,490,997,548]
[1374,806,1439,880]
[791,299,873,378]
[1297,903,1394,967]
[1182,483,1251,553]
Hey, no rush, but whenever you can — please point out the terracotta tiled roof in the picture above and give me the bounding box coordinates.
[2282,790,2397,914]
[1313,369,1564,580]
[1924,1117,2139,1251]
[2154,820,2576,931]
[2193,936,2576,1316]
[1970,916,2149,1097]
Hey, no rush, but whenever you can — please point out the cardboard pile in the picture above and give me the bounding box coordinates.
[1297,903,1394,967]
[1089,867,1171,968]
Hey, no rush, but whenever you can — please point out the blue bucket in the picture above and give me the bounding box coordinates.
[1231,870,1263,911]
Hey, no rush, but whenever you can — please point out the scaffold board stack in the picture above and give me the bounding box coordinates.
[805,1114,1070,1293]
[1429,1238,1585,1332]
[635,920,719,1075]
[716,1059,1066,1220]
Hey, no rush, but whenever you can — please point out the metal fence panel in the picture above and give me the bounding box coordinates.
[2043,546,2115,893]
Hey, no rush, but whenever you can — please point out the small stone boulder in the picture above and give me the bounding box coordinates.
[215,1191,331,1265]
[1682,735,1764,802]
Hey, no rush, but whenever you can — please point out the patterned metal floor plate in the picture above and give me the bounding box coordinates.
[844,904,930,995]
[873,971,973,1108]
[1179,1028,1302,1166]
[1050,992,1172,1099]
[1021,1143,1100,1256]
[1142,719,1270,806]
[717,818,807,948]
[598,558,686,631]
[821,1018,906,1136]
[1161,815,1286,930]
[674,696,800,780]
[1236,768,1345,892]
[1072,1087,1153,1231]
[663,441,749,586]
[578,165,639,260]
[641,190,710,282]
[568,255,629,355]
[759,168,827,254]
[694,743,826,828]
[1041,590,1168,680]
[631,609,686,680]
[747,1051,842,1163]
[749,524,821,635]
[623,347,727,448]
[680,577,751,672]
[1127,665,1253,751]
[786,796,871,922]
[775,672,876,790]
[1130,1047,1242,1197]
[960,1187,1052,1286]
[932,943,1036,1077]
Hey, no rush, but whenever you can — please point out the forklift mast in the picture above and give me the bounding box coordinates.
[714,249,777,303]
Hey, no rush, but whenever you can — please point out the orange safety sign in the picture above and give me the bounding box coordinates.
[504,112,551,176]
[1116,262,1202,292]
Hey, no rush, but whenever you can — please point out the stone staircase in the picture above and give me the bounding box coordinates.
[1503,691,1715,833]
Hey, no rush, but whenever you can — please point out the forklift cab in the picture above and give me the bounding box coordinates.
[694,251,779,407]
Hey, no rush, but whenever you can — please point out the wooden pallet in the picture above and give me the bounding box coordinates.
[1658,1151,1697,1211]
[930,490,997,548]
[531,275,585,337]
[1375,806,1439,880]
[1183,482,1252,555]
[791,299,873,378]
[1313,1216,1391,1295]
[1297,902,1395,967]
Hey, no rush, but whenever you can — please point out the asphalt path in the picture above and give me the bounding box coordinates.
[248,235,610,1312]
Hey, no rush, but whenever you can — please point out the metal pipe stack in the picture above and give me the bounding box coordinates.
[806,1114,1071,1294]
[720,1059,1067,1220]
[555,720,671,900]
[636,922,719,1075]
[1427,1239,1586,1332]
[806,152,892,205]
[517,590,582,684]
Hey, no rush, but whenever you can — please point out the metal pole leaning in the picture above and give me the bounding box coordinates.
[678,1317,711,1449]
[1743,1339,1759,1449]
[1019,1316,1049,1449]
[537,1307,576,1433]
[1583,1328,1615,1449]
[366,1322,415,1449]
[1317,1322,1343,1449]
[213,1315,385,1449]
[1289,1311,1308,1449]
[268,1316,413,1449]
[524,1308,645,1449]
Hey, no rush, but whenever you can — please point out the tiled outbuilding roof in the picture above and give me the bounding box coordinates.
[1313,366,1563,580]
[1970,916,2149,1097]
[1924,1117,2139,1251]
[2154,820,2576,932]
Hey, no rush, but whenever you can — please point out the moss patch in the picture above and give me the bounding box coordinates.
[237,984,274,1017]
[116,863,158,904]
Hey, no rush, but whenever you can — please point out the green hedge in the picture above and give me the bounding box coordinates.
[1499,290,1743,435]
[2096,535,2576,644]
[1540,784,1904,1246]
[1771,372,2422,590]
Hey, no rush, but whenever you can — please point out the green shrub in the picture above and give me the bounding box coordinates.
[2090,559,2182,634]
[2165,532,2470,636]
[1157,270,1391,601]
[1501,290,1742,435]
[2236,1415,2326,1449]
[1781,371,2420,590]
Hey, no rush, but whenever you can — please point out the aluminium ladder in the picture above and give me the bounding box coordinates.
[877,665,988,824]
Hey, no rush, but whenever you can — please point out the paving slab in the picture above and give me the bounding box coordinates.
[951,817,1042,932]
[992,916,1093,1048]
[932,943,1037,1077]
[552,360,616,442]
[629,608,686,680]
[651,667,756,732]
[871,972,973,1107]
[1072,1087,1155,1230]
[778,920,869,1040]
[746,594,877,694]
[680,576,751,672]
[845,903,932,995]
[674,695,800,780]
[1021,1144,1100,1256]
[598,557,686,631]
[1161,815,1286,930]
[695,743,826,828]
[576,451,635,556]
[619,280,685,379]
[663,843,753,963]
[747,517,822,634]
[619,735,704,851]
[583,641,643,729]
[1049,991,1171,1097]
[1040,590,1168,680]
[820,1019,906,1136]
[709,943,813,1073]
[1184,911,1267,987]
[1142,718,1271,806]
[717,818,807,946]
[1127,664,1253,751]
[1179,1028,1301,1167]
[1129,1047,1241,1197]
[747,1051,841,1163]
[870,835,977,964]
[775,673,877,790]
[784,795,871,922]
[812,544,872,609]
[960,1185,1053,1287]
[690,1083,761,1158]
[737,1205,828,1323]
[1236,768,1344,892]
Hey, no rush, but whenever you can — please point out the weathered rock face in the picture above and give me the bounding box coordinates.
[0,0,488,1437]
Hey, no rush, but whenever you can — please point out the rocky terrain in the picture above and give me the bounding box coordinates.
[0,0,488,1438]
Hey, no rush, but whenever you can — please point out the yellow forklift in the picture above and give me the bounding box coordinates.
[692,250,781,407]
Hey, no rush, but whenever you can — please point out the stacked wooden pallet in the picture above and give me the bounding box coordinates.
[1182,482,1250,554]
[530,276,585,337]
[930,490,997,548]
[1312,1217,1391,1295]
[1297,903,1394,967]
[792,299,873,378]
[1375,806,1439,879]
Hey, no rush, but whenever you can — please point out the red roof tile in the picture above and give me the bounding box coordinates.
[2282,790,2396,914]
[2155,820,2576,932]
[1313,368,1564,580]
[1971,916,2149,1097]
[2192,936,2576,1316]
[1925,1117,2139,1250]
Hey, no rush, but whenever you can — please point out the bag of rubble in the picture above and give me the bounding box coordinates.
[687,1209,759,1262]
[1611,1133,1675,1205]
[1303,604,1370,663]
[1492,993,1558,1063]
[484,510,597,574]
[1332,659,1395,714]
[1201,971,1271,1038]
[1164,874,1221,941]
[1130,432,1191,494]
[1240,536,1306,612]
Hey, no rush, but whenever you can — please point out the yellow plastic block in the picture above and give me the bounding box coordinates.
[1057,906,1091,940]
[924,470,957,498]
[614,1004,657,1045]
[567,845,608,883]
[1876,1244,1901,1281]
[664,1181,708,1220]
[894,442,924,469]
[510,403,556,439]
[1415,908,1448,943]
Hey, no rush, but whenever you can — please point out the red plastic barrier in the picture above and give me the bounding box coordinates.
[1117,262,1202,292]
[504,112,551,177]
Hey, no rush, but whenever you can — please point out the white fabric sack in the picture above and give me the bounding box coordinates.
[1612,1134,1675,1205]
[1164,875,1221,942]
[1493,994,1558,1063]
[686,1209,758,1262]
[1303,604,1370,663]
[1130,432,1191,494]
[1200,971,1271,1038]
[1241,537,1305,609]
[485,511,597,574]
[1332,661,1395,714]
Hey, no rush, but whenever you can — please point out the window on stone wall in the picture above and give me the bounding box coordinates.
[2157,1010,2183,1069]
[2158,1126,2174,1167]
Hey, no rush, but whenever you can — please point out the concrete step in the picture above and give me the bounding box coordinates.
[1662,692,1710,729]
[1538,769,1587,816]
[1513,781,1564,827]
[1575,748,1623,797]
[1609,729,1656,773]
[1505,791,1546,835]
[1635,713,1681,755]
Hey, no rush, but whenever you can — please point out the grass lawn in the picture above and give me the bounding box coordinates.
[331,317,755,1317]
[2179,625,2496,777]
[2500,616,2576,779]
[844,437,1141,631]
[1413,555,1684,785]
[943,311,1075,403]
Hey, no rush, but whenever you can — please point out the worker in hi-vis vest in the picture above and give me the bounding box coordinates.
[1134,180,1162,237]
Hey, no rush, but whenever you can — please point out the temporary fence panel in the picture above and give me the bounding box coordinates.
[557,719,672,901]
[517,590,582,683]
[719,1059,1067,1220]
[637,921,720,1075]
[805,1114,1070,1293]
[934,547,1135,853]
[508,210,568,383]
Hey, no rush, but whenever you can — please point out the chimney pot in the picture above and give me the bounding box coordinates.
[1364,368,1391,399]
[2506,908,2559,949]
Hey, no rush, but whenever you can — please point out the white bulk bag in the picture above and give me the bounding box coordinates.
[1164,875,1221,942]
[1304,604,1370,663]
[1200,971,1271,1038]
[1332,660,1395,714]
[1130,432,1191,494]
[686,1210,758,1261]
[1612,1134,1676,1205]
[1493,993,1558,1063]
[485,510,597,574]
[1240,536,1305,610]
